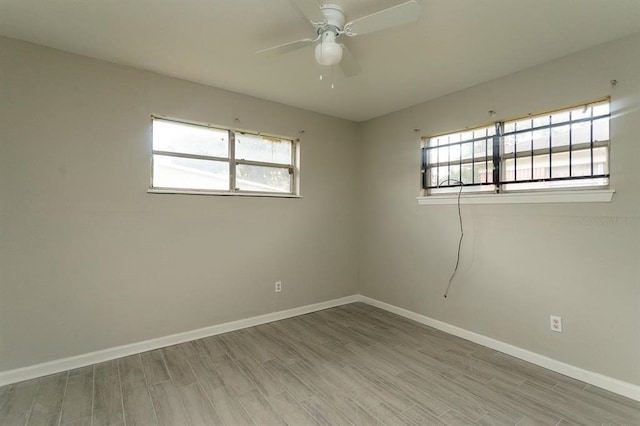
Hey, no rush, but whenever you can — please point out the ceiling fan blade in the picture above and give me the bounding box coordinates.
[339,44,361,77]
[345,0,421,36]
[256,38,316,56]
[289,0,326,26]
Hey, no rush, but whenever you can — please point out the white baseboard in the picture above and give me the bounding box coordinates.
[3,293,639,403]
[0,295,359,387]
[358,295,640,402]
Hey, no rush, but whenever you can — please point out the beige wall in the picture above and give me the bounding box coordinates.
[0,37,360,371]
[358,33,640,385]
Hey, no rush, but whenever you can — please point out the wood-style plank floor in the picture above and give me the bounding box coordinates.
[1,302,639,425]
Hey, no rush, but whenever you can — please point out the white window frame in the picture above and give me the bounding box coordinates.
[418,99,615,205]
[148,116,300,197]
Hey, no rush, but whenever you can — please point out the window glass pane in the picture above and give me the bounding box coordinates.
[449,144,461,162]
[153,120,228,157]
[515,155,532,181]
[570,106,591,121]
[447,133,462,144]
[235,134,292,165]
[515,131,532,152]
[438,146,449,162]
[153,155,229,190]
[437,166,449,185]
[427,147,439,164]
[532,128,550,151]
[551,152,570,178]
[503,158,515,182]
[593,146,609,175]
[593,118,609,142]
[551,111,570,124]
[503,122,515,133]
[461,164,473,184]
[552,125,570,148]
[514,118,532,131]
[449,165,461,183]
[533,154,550,179]
[473,162,492,184]
[459,131,473,143]
[236,164,291,193]
[503,135,515,154]
[461,142,473,160]
[572,149,592,177]
[532,115,550,128]
[473,128,487,139]
[593,102,610,117]
[429,169,439,187]
[474,139,488,158]
[571,121,591,145]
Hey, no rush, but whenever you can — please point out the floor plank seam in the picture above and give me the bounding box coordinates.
[56,372,70,426]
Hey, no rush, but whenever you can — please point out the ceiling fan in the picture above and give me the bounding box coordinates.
[257,0,421,76]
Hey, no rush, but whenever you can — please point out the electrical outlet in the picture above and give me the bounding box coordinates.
[550,315,562,332]
[275,281,282,293]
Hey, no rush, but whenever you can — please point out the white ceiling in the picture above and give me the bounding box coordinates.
[1,0,639,122]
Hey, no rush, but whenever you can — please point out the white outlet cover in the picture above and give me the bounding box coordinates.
[550,315,563,332]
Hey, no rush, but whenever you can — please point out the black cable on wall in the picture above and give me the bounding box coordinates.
[437,179,464,299]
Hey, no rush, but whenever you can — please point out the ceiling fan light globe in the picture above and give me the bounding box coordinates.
[315,41,342,66]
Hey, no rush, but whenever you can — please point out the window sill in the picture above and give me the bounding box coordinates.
[148,188,302,198]
[417,189,614,205]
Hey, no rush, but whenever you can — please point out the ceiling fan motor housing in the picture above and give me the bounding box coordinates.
[319,4,346,32]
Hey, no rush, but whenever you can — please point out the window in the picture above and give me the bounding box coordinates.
[151,117,298,196]
[422,99,610,195]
